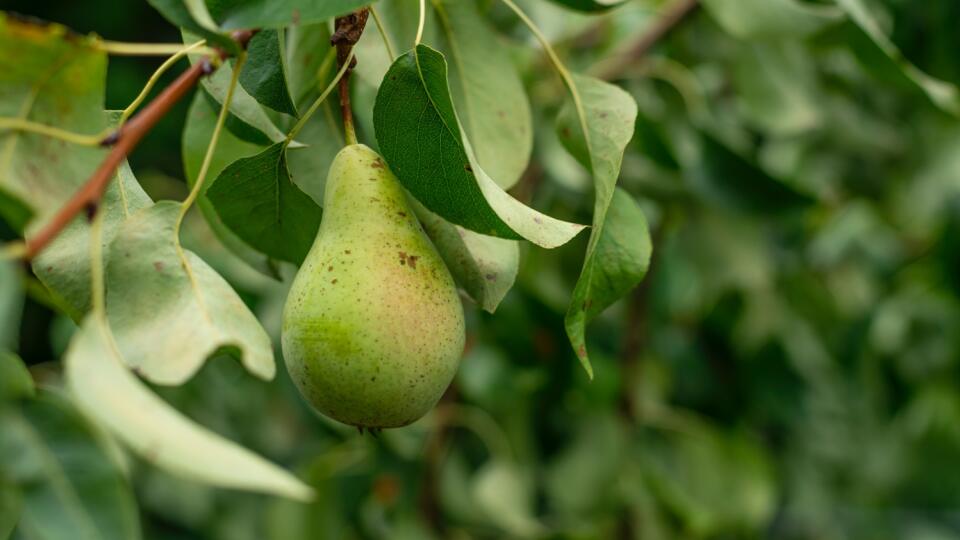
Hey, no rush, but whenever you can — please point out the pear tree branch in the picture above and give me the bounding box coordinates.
[331,8,370,146]
[23,30,257,261]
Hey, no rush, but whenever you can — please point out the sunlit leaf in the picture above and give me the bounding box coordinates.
[105,202,275,385]
[556,74,640,376]
[0,390,141,540]
[65,315,313,501]
[374,44,585,248]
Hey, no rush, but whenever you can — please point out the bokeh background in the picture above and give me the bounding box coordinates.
[5,0,960,538]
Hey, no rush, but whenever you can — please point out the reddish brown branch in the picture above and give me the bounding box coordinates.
[594,0,700,81]
[24,59,211,259]
[331,8,369,143]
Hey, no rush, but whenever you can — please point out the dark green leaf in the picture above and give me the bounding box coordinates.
[0,260,23,350]
[556,74,639,376]
[207,142,321,264]
[0,352,33,402]
[546,0,627,12]
[0,390,141,540]
[240,29,297,116]
[689,131,815,214]
[374,44,584,248]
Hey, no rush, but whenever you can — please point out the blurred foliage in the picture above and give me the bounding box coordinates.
[5,0,960,539]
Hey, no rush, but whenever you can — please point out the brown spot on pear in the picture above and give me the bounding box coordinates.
[281,144,465,429]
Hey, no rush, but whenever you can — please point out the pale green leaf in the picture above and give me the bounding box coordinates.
[701,0,843,39]
[105,202,274,385]
[65,316,313,501]
[472,461,545,537]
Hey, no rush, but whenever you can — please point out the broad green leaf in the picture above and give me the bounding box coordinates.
[0,352,33,401]
[0,260,23,350]
[0,15,106,238]
[65,316,313,501]
[240,29,297,116]
[148,0,238,52]
[182,92,277,275]
[33,162,151,318]
[416,203,519,313]
[556,74,640,377]
[472,461,545,537]
[212,0,370,30]
[702,0,842,40]
[546,0,627,12]
[835,0,960,115]
[185,31,291,145]
[374,44,584,248]
[689,131,815,214]
[106,202,275,385]
[285,22,334,110]
[0,390,140,540]
[207,142,321,264]
[733,42,821,135]
[433,0,533,189]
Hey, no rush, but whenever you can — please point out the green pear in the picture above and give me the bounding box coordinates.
[281,144,465,429]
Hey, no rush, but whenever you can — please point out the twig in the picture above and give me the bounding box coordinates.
[24,59,213,260]
[331,8,370,146]
[592,0,700,81]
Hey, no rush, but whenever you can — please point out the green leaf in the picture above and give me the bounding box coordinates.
[185,31,292,145]
[0,390,141,540]
[240,29,297,116]
[0,14,107,240]
[148,0,238,53]
[64,316,313,501]
[701,0,843,39]
[555,74,640,377]
[182,92,278,275]
[105,202,275,385]
[285,22,333,110]
[546,0,627,12]
[733,42,821,135]
[416,203,519,313]
[374,44,584,248]
[0,260,23,350]
[0,479,19,540]
[0,352,33,402]
[433,0,533,189]
[207,142,321,264]
[33,162,152,318]
[835,0,960,115]
[212,0,370,30]
[472,461,545,537]
[689,131,815,214]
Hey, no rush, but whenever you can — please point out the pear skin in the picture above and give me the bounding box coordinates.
[282,144,465,428]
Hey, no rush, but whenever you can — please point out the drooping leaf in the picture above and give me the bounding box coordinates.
[207,142,321,264]
[416,203,519,313]
[374,44,584,248]
[546,0,627,13]
[0,390,141,540]
[211,0,370,30]
[555,74,640,377]
[64,315,313,501]
[105,202,275,385]
[182,92,277,275]
[33,162,152,319]
[689,131,815,214]
[433,0,533,189]
[240,29,297,116]
[0,352,33,402]
[835,0,960,115]
[148,0,238,53]
[701,0,843,39]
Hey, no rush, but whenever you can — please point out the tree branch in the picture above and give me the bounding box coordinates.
[593,0,700,81]
[331,8,369,146]
[23,31,258,261]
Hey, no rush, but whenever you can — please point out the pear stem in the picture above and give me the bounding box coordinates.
[331,8,369,147]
